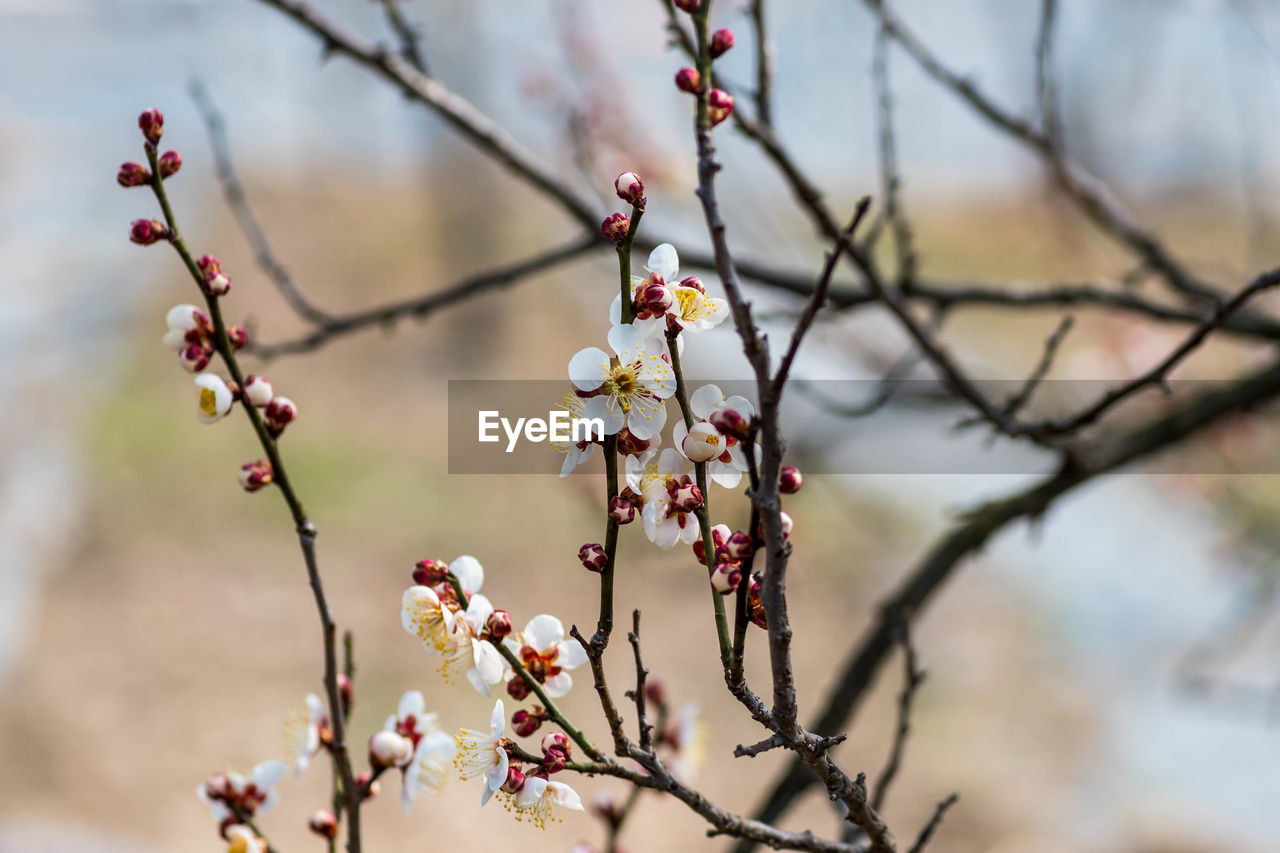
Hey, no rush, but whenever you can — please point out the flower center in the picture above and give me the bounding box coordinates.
[607,364,640,406]
[199,387,220,417]
[675,288,699,319]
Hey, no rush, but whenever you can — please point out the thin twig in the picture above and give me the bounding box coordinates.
[870,623,924,812]
[906,794,958,853]
[749,0,776,127]
[379,0,429,75]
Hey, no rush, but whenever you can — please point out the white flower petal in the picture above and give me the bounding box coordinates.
[398,690,426,721]
[690,384,724,419]
[646,244,679,282]
[558,638,589,670]
[607,323,645,359]
[582,395,625,436]
[547,780,585,811]
[523,614,565,651]
[544,670,573,697]
[569,347,610,392]
[624,395,667,440]
[449,555,484,595]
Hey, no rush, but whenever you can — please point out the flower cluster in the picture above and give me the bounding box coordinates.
[670,6,735,125]
[197,760,285,845]
[373,690,457,813]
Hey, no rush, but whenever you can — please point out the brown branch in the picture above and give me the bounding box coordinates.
[379,0,429,75]
[749,0,776,128]
[870,623,924,812]
[625,610,655,752]
[906,794,958,853]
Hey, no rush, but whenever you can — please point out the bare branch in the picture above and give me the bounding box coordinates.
[379,0,429,75]
[906,794,958,853]
[749,0,776,128]
[870,623,925,812]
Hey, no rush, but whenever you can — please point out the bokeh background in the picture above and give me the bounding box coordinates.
[3,0,1280,851]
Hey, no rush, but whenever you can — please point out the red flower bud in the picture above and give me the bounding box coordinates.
[412,559,450,586]
[507,675,533,701]
[709,406,752,441]
[678,275,706,293]
[674,67,703,94]
[673,0,701,12]
[196,254,231,296]
[157,150,182,179]
[607,495,636,525]
[264,396,298,437]
[512,708,543,737]
[129,218,168,245]
[635,279,674,318]
[644,678,667,710]
[308,809,338,839]
[616,429,651,456]
[178,343,212,373]
[226,326,248,351]
[710,28,735,58]
[779,465,803,494]
[338,673,354,712]
[238,459,274,493]
[671,480,703,513]
[138,108,164,144]
[486,610,513,641]
[708,89,734,126]
[541,731,571,757]
[501,766,527,794]
[578,542,608,573]
[117,162,150,188]
[710,561,742,594]
[614,171,644,205]
[541,749,566,774]
[355,771,379,801]
[601,212,631,243]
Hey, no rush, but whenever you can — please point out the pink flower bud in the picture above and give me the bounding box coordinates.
[178,344,211,373]
[201,772,231,802]
[710,28,735,58]
[226,326,248,350]
[710,562,742,594]
[541,731,571,757]
[507,675,532,701]
[779,465,803,494]
[693,525,728,565]
[601,212,631,243]
[541,749,566,774]
[117,162,150,188]
[264,396,298,437]
[607,495,636,525]
[197,254,232,296]
[412,558,450,586]
[138,108,164,144]
[635,279,674,319]
[129,218,168,245]
[644,678,667,709]
[682,421,723,463]
[369,730,413,768]
[578,542,608,573]
[724,530,754,561]
[157,150,182,179]
[709,406,751,441]
[679,275,706,293]
[512,708,543,737]
[485,610,513,640]
[708,89,734,126]
[308,809,338,839]
[747,576,767,628]
[780,510,793,539]
[243,375,273,407]
[238,459,274,493]
[674,67,702,94]
[614,171,645,205]
[673,0,701,12]
[501,766,527,795]
[338,673,354,712]
[672,480,703,512]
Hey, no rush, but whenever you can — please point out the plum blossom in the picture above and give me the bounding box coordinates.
[454,699,510,805]
[383,690,455,812]
[672,384,756,488]
[550,391,596,477]
[612,244,728,334]
[197,760,285,821]
[194,373,234,423]
[610,244,680,343]
[510,775,584,829]
[504,614,588,698]
[626,448,702,548]
[285,692,330,776]
[441,591,507,696]
[568,323,675,441]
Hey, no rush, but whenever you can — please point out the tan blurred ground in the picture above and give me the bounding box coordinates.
[0,173,1260,853]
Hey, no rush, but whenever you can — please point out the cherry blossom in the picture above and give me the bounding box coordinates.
[626,448,702,548]
[510,775,584,829]
[285,692,330,776]
[672,384,756,488]
[504,614,588,698]
[568,323,675,441]
[454,699,510,805]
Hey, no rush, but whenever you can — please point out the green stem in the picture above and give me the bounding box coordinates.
[618,203,645,325]
[665,329,733,668]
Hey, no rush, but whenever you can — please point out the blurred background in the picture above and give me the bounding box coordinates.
[2,0,1280,851]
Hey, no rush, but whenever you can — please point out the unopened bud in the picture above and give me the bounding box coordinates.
[238,459,274,493]
[747,576,767,628]
[412,559,450,586]
[117,162,150,188]
[485,610,513,641]
[678,275,706,293]
[607,496,636,525]
[779,465,803,494]
[264,397,298,437]
[129,219,168,245]
[541,749,567,774]
[369,730,413,768]
[138,108,164,144]
[673,0,701,12]
[710,562,742,594]
[644,678,667,710]
[512,708,543,737]
[226,326,248,350]
[708,89,734,126]
[614,171,644,205]
[157,150,183,179]
[507,674,532,701]
[578,542,608,573]
[308,809,338,840]
[243,375,273,407]
[616,429,651,456]
[635,279,674,318]
[674,67,702,94]
[671,480,703,513]
[541,731,571,757]
[201,772,231,802]
[693,524,729,565]
[709,407,751,441]
[178,344,211,373]
[355,771,379,801]
[337,674,353,712]
[724,530,754,561]
[197,254,232,296]
[780,510,794,539]
[501,766,527,795]
[601,212,630,243]
[682,421,723,463]
[710,28,735,58]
